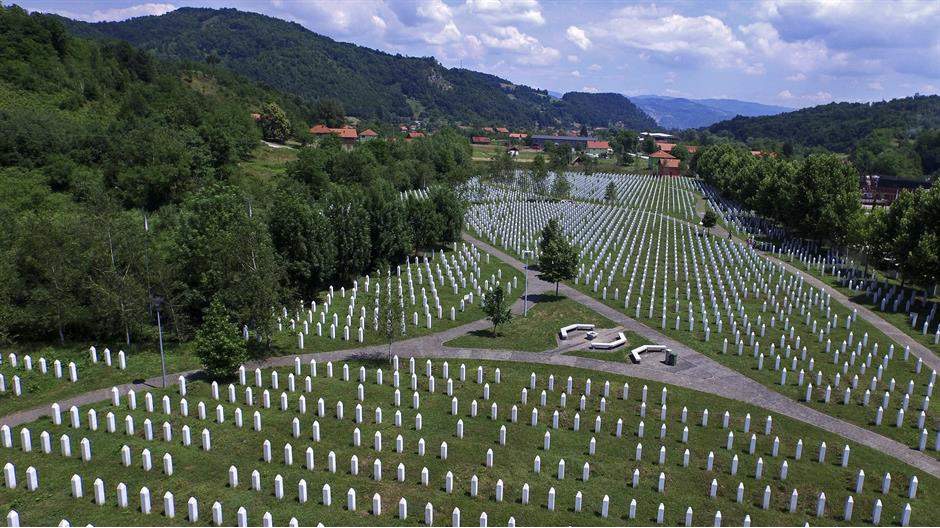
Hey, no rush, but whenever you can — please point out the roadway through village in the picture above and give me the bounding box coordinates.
[2,233,938,478]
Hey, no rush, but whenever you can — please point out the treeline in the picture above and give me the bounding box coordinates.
[694,144,940,290]
[0,7,469,347]
[707,95,940,179]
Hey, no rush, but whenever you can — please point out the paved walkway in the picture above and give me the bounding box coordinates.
[2,234,938,478]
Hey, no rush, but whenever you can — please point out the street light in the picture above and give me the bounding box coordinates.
[151,295,167,389]
[521,249,534,317]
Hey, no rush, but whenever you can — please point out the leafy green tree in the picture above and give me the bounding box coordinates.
[407,196,444,250]
[366,181,413,266]
[326,186,372,280]
[194,297,248,380]
[610,130,638,165]
[430,186,465,243]
[701,211,718,232]
[530,154,549,194]
[787,154,862,245]
[604,181,618,202]
[287,146,334,198]
[489,150,515,183]
[550,172,572,198]
[314,97,345,128]
[538,222,579,296]
[259,102,291,143]
[269,181,336,299]
[482,284,513,336]
[641,136,657,154]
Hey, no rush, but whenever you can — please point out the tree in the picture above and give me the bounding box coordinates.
[269,181,336,299]
[430,186,466,243]
[610,130,638,165]
[604,181,618,202]
[787,154,862,245]
[481,284,512,336]
[194,297,248,380]
[259,102,291,143]
[538,221,579,296]
[325,186,372,281]
[530,154,549,194]
[550,173,572,198]
[701,211,718,232]
[641,136,657,154]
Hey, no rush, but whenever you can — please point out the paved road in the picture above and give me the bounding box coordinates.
[2,234,938,478]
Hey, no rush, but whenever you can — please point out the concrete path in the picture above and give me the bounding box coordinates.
[2,234,938,478]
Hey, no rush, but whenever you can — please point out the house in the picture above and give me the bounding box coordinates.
[530,135,598,149]
[483,127,495,133]
[684,145,699,154]
[655,142,676,152]
[860,175,932,206]
[508,133,528,139]
[358,129,378,142]
[659,158,681,177]
[405,131,426,141]
[309,124,333,136]
[649,150,676,160]
[586,140,611,157]
[750,150,778,158]
[472,136,492,145]
[496,127,510,134]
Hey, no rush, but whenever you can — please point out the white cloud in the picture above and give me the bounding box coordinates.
[371,15,387,30]
[581,86,599,93]
[417,0,454,23]
[570,70,581,77]
[465,0,545,25]
[425,21,462,45]
[867,81,884,91]
[587,63,602,71]
[479,26,559,65]
[566,26,591,50]
[786,72,807,81]
[58,3,176,22]
[567,54,579,63]
[776,89,832,103]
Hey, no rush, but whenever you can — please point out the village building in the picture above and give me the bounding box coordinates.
[471,136,492,145]
[586,140,611,157]
[358,129,378,142]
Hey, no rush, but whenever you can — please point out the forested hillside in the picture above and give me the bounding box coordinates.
[708,96,940,152]
[0,5,469,347]
[60,7,655,129]
[632,95,789,129]
[560,92,657,130]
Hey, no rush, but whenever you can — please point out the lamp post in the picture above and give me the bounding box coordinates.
[521,249,534,317]
[151,295,167,389]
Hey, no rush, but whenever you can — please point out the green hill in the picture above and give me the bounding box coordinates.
[708,95,940,152]
[58,7,656,129]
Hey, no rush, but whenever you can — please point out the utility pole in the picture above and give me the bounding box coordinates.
[152,295,167,388]
[521,249,534,317]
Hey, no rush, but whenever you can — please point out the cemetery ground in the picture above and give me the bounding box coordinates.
[2,359,937,526]
[466,173,938,456]
[443,295,615,352]
[783,258,940,356]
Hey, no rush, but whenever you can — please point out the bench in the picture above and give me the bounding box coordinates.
[559,323,595,340]
[590,332,627,350]
[629,344,668,364]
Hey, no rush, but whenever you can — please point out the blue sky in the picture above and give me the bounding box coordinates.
[22,0,940,107]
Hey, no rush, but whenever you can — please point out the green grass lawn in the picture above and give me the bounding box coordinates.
[1,359,935,526]
[443,295,615,352]
[565,331,654,364]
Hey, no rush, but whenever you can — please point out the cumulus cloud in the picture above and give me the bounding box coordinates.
[566,26,591,50]
[776,89,833,103]
[479,25,559,65]
[464,0,545,25]
[55,2,176,22]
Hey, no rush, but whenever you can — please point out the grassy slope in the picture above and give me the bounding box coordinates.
[443,295,616,352]
[0,360,935,526]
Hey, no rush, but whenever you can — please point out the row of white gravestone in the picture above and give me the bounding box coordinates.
[0,355,79,397]
[87,346,128,370]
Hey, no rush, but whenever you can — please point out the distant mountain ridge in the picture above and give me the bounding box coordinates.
[59,7,656,130]
[707,95,940,152]
[631,95,791,129]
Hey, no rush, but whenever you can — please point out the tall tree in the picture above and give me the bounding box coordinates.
[259,102,291,143]
[325,186,372,281]
[482,284,513,336]
[194,296,248,380]
[269,181,336,299]
[538,221,579,296]
[530,154,549,194]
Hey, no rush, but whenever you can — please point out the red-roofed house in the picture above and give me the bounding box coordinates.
[660,158,681,177]
[649,150,676,160]
[586,140,611,157]
[472,136,491,145]
[358,129,378,142]
[309,124,333,135]
[405,131,425,141]
[508,133,528,139]
[684,145,699,154]
[496,127,510,134]
[483,127,495,133]
[655,142,676,152]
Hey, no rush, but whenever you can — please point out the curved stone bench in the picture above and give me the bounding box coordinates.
[590,332,627,350]
[629,344,668,364]
[559,323,595,340]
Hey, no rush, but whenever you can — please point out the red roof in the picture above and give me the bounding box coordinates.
[586,140,610,150]
[406,131,425,139]
[661,158,680,168]
[336,128,357,139]
[483,127,495,133]
[309,124,332,135]
[509,133,528,139]
[655,142,676,152]
[685,145,698,153]
[359,129,378,137]
[471,136,491,144]
[496,127,509,134]
[650,150,676,159]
